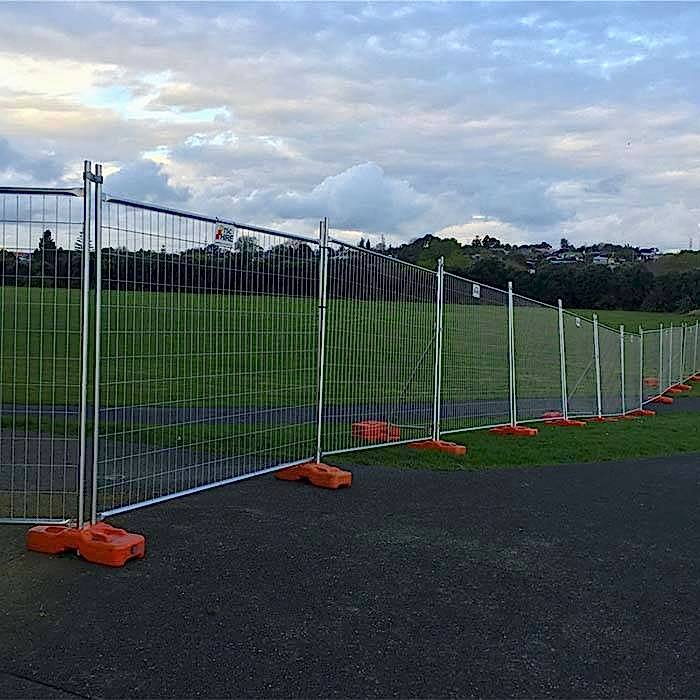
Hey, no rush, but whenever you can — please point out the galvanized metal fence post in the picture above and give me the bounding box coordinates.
[668,323,674,388]
[557,299,568,420]
[694,320,699,375]
[593,314,603,418]
[431,257,444,441]
[507,281,517,427]
[638,326,644,411]
[315,218,329,463]
[619,325,626,415]
[680,324,686,382]
[659,323,664,392]
[90,164,103,524]
[77,161,93,529]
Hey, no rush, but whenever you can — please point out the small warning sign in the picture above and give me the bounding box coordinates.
[575,317,581,328]
[214,224,237,248]
[472,284,481,299]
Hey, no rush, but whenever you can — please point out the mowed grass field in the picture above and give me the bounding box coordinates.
[3,288,694,414]
[574,308,697,331]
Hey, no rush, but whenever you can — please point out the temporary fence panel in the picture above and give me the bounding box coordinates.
[0,186,88,523]
[439,274,510,433]
[511,294,562,422]
[597,323,623,417]
[641,329,662,403]
[669,326,684,387]
[622,331,642,413]
[562,311,598,418]
[321,242,436,455]
[95,197,320,518]
[684,322,699,379]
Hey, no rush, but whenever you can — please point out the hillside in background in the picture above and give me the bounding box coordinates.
[648,251,700,276]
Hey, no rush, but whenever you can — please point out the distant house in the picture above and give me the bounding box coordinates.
[638,247,660,261]
[592,255,609,265]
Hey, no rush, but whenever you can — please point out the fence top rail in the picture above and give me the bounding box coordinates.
[102,194,319,245]
[0,186,83,198]
[328,236,437,275]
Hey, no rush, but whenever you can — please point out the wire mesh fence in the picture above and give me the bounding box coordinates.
[439,275,510,433]
[623,331,642,413]
[562,311,598,418]
[598,323,623,417]
[321,242,436,454]
[0,187,87,522]
[512,294,562,422]
[641,329,662,403]
[95,198,320,517]
[2,163,697,526]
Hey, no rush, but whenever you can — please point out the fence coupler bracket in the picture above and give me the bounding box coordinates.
[489,425,538,437]
[26,522,145,567]
[275,462,352,489]
[408,439,467,456]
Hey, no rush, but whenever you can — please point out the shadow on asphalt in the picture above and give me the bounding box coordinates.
[1,453,699,698]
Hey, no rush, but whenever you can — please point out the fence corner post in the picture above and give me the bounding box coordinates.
[619,324,626,415]
[593,314,603,419]
[557,299,568,420]
[431,257,445,441]
[315,218,329,464]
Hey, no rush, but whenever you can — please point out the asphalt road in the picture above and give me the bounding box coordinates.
[2,453,699,698]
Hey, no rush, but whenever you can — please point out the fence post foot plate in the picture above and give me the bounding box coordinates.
[408,439,467,455]
[275,462,352,489]
[26,522,145,567]
[489,425,538,437]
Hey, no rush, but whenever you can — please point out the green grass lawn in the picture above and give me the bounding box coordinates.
[332,410,700,471]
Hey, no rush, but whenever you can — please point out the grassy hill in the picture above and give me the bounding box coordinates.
[648,251,700,276]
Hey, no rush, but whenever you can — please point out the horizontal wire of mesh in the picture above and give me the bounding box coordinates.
[641,330,662,403]
[512,294,562,422]
[598,324,623,416]
[97,201,319,516]
[1,190,84,521]
[321,245,436,453]
[440,274,510,433]
[623,332,641,413]
[562,312,597,418]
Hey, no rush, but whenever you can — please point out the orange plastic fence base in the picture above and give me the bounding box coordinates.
[643,377,660,388]
[626,409,656,417]
[652,396,674,404]
[589,416,618,422]
[667,387,684,394]
[408,439,467,456]
[275,462,352,489]
[351,420,400,443]
[690,375,700,382]
[489,425,538,437]
[542,411,586,427]
[26,523,145,567]
[677,383,692,391]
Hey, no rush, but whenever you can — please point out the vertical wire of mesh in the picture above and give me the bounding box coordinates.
[439,274,510,433]
[96,197,319,517]
[321,242,436,455]
[641,329,662,403]
[562,311,598,418]
[0,188,85,522]
[511,294,562,422]
[598,322,623,416]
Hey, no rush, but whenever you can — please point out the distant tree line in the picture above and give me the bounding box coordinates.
[1,229,698,312]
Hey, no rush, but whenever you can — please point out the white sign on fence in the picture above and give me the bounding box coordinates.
[472,284,481,299]
[576,317,581,328]
[214,224,237,248]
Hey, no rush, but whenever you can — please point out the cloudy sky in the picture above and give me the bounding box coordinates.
[1,2,699,249]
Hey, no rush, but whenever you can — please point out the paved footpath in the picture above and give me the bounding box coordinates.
[1,453,699,698]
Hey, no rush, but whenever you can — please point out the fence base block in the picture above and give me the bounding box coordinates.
[408,439,467,456]
[651,396,674,404]
[547,419,587,427]
[351,421,400,443]
[643,377,660,388]
[275,462,352,489]
[677,383,692,391]
[667,386,684,394]
[26,522,145,567]
[690,375,700,382]
[489,425,538,437]
[626,409,656,417]
[589,416,618,422]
